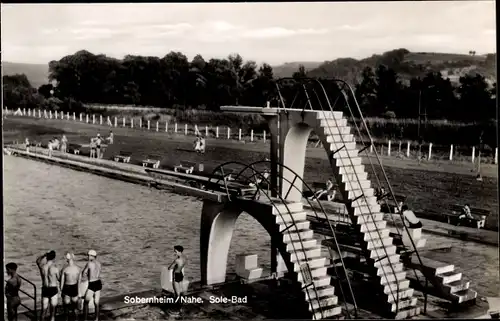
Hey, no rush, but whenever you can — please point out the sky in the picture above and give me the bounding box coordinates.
[1,1,496,66]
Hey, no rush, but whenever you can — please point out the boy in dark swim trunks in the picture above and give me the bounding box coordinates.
[36,251,60,321]
[6,262,22,321]
[60,253,81,320]
[168,245,187,300]
[83,250,102,321]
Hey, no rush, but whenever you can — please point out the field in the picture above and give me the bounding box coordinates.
[3,116,498,231]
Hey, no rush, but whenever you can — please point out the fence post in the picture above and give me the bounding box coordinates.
[86,114,89,123]
[406,141,410,158]
[131,118,134,128]
[238,128,242,141]
[123,117,126,127]
[139,118,142,129]
[174,123,178,133]
[388,140,391,156]
[216,127,219,138]
[73,112,76,121]
[428,143,433,160]
[93,114,96,124]
[398,141,402,155]
[472,146,475,163]
[55,110,58,119]
[50,110,53,119]
[156,121,159,132]
[495,147,498,165]
[147,120,150,130]
[23,108,26,116]
[165,122,168,132]
[250,130,254,142]
[39,109,42,118]
[205,126,208,137]
[263,130,266,143]
[184,124,188,135]
[114,117,117,127]
[370,144,373,153]
[28,109,31,117]
[100,115,103,125]
[449,145,453,161]
[227,127,230,139]
[67,112,70,120]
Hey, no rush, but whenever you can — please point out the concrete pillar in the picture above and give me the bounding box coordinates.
[406,141,410,158]
[227,127,230,139]
[156,121,159,132]
[184,124,188,135]
[147,120,150,130]
[238,129,242,141]
[388,140,391,156]
[250,130,254,142]
[205,126,208,137]
[449,145,453,161]
[472,146,475,163]
[216,127,219,138]
[428,143,433,160]
[174,123,178,133]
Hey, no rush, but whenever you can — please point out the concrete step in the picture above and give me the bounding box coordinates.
[335,156,363,168]
[320,117,348,127]
[331,148,359,159]
[289,247,322,262]
[373,254,401,267]
[276,211,308,224]
[337,164,365,175]
[278,220,310,232]
[341,179,372,191]
[329,141,356,152]
[393,306,421,319]
[316,111,344,120]
[383,279,411,294]
[370,245,397,259]
[286,239,318,252]
[405,256,455,276]
[312,305,342,320]
[355,213,385,225]
[308,295,339,311]
[366,236,394,250]
[388,297,418,313]
[305,284,335,299]
[272,201,304,214]
[451,289,477,303]
[377,262,404,276]
[325,133,355,144]
[319,124,351,135]
[344,188,375,200]
[385,288,415,303]
[445,280,470,294]
[294,257,327,272]
[437,271,462,285]
[297,267,328,282]
[363,228,391,241]
[378,271,407,285]
[350,196,378,208]
[359,220,388,232]
[340,171,367,182]
[283,229,314,243]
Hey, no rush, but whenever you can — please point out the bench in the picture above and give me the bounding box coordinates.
[379,193,407,213]
[68,143,81,155]
[174,161,196,174]
[445,205,491,229]
[114,152,132,163]
[142,155,161,169]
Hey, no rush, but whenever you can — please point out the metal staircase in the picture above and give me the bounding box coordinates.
[275,78,429,319]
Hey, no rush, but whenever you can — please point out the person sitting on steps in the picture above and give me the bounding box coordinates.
[309,179,335,201]
[457,204,474,226]
[401,205,422,229]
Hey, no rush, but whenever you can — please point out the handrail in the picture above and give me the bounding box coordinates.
[5,274,37,320]
[306,77,429,314]
[208,163,325,319]
[276,77,401,312]
[232,160,359,318]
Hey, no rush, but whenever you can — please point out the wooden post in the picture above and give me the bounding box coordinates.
[428,143,433,160]
[55,110,58,119]
[406,141,410,158]
[174,123,178,133]
[227,127,230,139]
[123,117,126,127]
[263,130,267,143]
[147,120,150,130]
[114,117,118,127]
[28,109,31,117]
[238,128,242,141]
[449,145,453,161]
[100,115,103,125]
[86,114,89,123]
[73,112,76,120]
[67,112,70,120]
[50,110,53,119]
[131,118,134,128]
[472,146,475,163]
[39,109,42,118]
[165,122,168,132]
[388,140,392,156]
[93,114,96,124]
[216,127,219,138]
[370,144,373,153]
[250,130,254,142]
[79,113,82,122]
[139,118,142,129]
[23,108,26,116]
[156,121,159,132]
[398,141,402,155]
[184,124,188,135]
[205,126,208,137]
[495,147,498,165]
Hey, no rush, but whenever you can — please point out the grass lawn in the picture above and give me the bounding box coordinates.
[4,117,498,231]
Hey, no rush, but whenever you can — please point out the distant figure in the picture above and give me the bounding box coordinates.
[168,245,187,300]
[194,136,206,154]
[106,131,114,145]
[83,250,102,321]
[25,138,30,153]
[36,251,60,321]
[60,253,81,320]
[89,138,96,158]
[401,205,422,229]
[61,135,68,153]
[47,138,60,157]
[95,134,104,159]
[376,187,386,202]
[310,179,335,201]
[458,204,474,226]
[5,262,22,321]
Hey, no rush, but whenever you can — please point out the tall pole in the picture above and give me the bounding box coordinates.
[417,90,422,158]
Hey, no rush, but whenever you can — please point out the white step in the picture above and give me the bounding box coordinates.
[297,267,327,282]
[312,306,342,320]
[363,228,391,241]
[335,156,363,167]
[329,141,356,152]
[276,212,308,224]
[386,288,414,303]
[325,133,355,144]
[316,111,344,120]
[394,306,421,319]
[452,289,477,303]
[308,295,339,311]
[339,169,367,181]
[320,125,351,135]
[377,263,405,277]
[379,271,407,285]
[283,230,314,243]
[434,264,455,276]
[445,280,470,293]
[370,245,397,259]
[355,213,385,225]
[383,280,411,294]
[367,237,394,250]
[286,239,318,252]
[320,118,348,128]
[359,220,387,232]
[289,247,322,262]
[337,164,365,175]
[374,254,401,267]
[278,220,310,232]
[331,148,359,159]
[437,272,462,285]
[272,201,303,214]
[345,188,375,199]
[388,297,418,313]
[305,284,335,298]
[293,257,326,272]
[351,196,379,208]
[352,204,382,216]
[342,179,372,191]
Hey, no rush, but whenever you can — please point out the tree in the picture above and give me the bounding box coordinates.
[292,65,307,79]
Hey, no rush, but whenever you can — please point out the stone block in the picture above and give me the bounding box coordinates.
[236,267,263,280]
[236,254,258,271]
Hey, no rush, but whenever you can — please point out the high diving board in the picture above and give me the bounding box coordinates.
[220,106,281,115]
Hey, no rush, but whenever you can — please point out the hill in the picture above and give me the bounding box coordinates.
[2,62,49,88]
[272,61,323,78]
[306,49,496,85]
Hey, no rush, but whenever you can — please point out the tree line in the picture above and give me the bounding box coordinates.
[3,49,496,124]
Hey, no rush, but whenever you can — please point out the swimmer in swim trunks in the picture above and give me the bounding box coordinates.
[5,262,22,321]
[82,250,102,321]
[95,134,103,159]
[36,251,60,321]
[168,245,187,300]
[60,253,81,320]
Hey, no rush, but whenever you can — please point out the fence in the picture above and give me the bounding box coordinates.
[4,107,498,164]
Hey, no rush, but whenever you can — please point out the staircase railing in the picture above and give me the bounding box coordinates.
[299,77,428,314]
[276,78,402,313]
